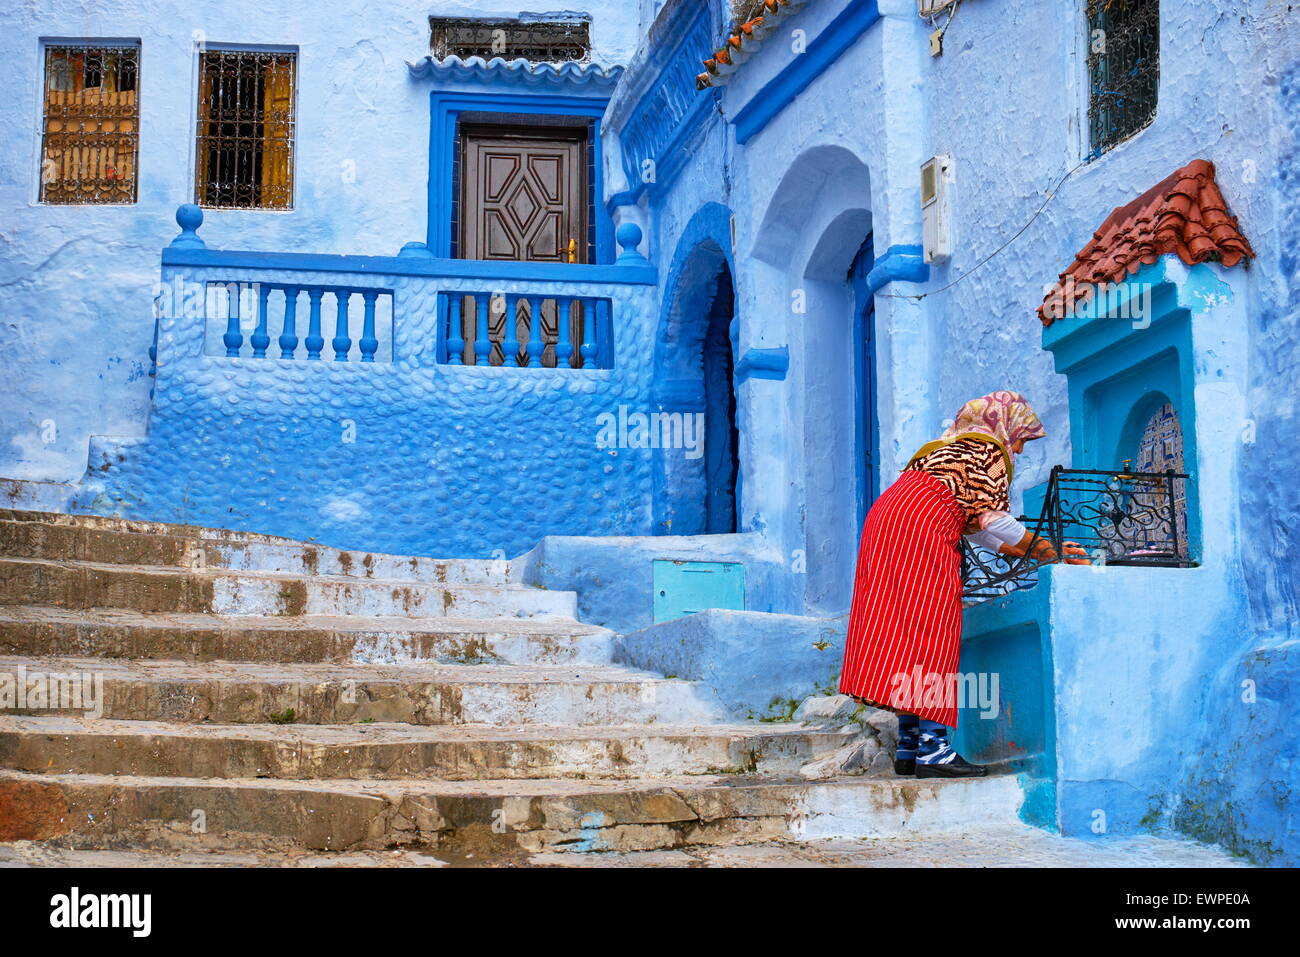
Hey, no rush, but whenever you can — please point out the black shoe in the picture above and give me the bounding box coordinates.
[894,757,916,776]
[915,753,988,778]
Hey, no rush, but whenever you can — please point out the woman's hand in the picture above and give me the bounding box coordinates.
[1000,534,1091,566]
[1061,541,1091,565]
[999,531,1056,562]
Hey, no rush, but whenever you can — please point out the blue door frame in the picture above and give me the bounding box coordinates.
[850,235,879,525]
[427,91,614,264]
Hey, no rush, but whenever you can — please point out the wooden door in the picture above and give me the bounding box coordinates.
[459,125,586,263]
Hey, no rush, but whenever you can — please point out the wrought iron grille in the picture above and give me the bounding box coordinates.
[195,50,296,210]
[429,18,591,63]
[961,465,1192,601]
[1086,0,1159,157]
[39,44,140,204]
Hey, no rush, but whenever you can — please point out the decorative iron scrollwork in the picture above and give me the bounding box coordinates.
[961,465,1192,601]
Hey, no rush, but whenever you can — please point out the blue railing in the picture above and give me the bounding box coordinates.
[205,281,395,363]
[439,292,611,369]
[157,206,652,374]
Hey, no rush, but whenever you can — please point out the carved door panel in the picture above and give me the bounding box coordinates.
[459,126,586,263]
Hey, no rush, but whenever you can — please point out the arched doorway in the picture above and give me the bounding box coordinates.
[849,234,879,526]
[701,264,738,533]
[653,222,739,537]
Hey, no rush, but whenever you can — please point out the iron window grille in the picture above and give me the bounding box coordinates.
[961,465,1193,601]
[429,17,591,63]
[39,43,141,205]
[195,50,296,210]
[1086,0,1159,157]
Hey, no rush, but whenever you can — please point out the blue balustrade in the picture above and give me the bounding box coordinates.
[474,294,491,365]
[305,288,325,360]
[360,291,379,362]
[526,296,544,368]
[222,283,243,357]
[279,287,300,358]
[580,299,597,366]
[332,290,352,361]
[251,284,271,358]
[555,297,574,368]
[201,281,391,363]
[447,294,465,365]
[436,292,611,370]
[502,294,521,367]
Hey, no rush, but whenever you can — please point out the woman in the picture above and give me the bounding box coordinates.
[839,391,1077,778]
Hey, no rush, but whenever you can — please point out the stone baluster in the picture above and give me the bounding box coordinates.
[359,291,379,362]
[526,297,544,367]
[474,293,490,366]
[305,288,325,360]
[580,298,597,369]
[502,294,521,367]
[251,283,272,358]
[279,287,300,359]
[332,289,352,361]
[447,295,464,365]
[222,283,243,357]
[555,297,573,368]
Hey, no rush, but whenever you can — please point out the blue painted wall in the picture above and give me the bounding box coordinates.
[2,0,1296,863]
[0,0,641,484]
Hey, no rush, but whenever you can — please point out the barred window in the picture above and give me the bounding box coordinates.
[196,50,296,210]
[429,17,590,62]
[1086,0,1159,157]
[39,43,140,204]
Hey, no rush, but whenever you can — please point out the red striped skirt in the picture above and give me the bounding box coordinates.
[838,470,967,728]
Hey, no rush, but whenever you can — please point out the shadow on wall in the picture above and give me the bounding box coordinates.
[653,203,739,536]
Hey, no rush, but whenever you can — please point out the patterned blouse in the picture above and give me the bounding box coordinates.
[907,437,1010,529]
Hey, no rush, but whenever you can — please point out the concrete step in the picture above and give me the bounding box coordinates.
[0,515,511,585]
[0,657,723,726]
[0,829,1254,869]
[0,557,573,619]
[0,768,1023,854]
[0,508,301,544]
[0,606,614,666]
[0,715,852,781]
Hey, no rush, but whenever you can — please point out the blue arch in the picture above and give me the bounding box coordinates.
[652,202,740,535]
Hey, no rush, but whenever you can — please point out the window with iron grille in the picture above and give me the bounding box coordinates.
[195,50,296,209]
[39,43,141,204]
[429,17,590,62]
[1086,0,1159,157]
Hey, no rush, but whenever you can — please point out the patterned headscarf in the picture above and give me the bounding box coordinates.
[940,391,1047,450]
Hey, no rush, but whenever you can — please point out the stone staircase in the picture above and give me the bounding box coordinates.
[0,509,1023,861]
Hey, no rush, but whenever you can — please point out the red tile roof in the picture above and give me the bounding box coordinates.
[696,0,805,90]
[1039,159,1256,325]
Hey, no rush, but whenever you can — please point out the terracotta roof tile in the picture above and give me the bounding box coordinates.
[1039,159,1255,325]
[696,0,807,90]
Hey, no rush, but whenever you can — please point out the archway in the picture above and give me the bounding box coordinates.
[653,205,739,536]
[750,144,876,610]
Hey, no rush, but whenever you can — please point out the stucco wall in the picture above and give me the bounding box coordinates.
[613,0,1297,861]
[84,257,658,557]
[0,1,640,484]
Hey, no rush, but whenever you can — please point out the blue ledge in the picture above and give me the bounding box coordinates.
[732,0,882,145]
[866,244,929,294]
[161,247,658,286]
[406,55,622,90]
[734,346,789,382]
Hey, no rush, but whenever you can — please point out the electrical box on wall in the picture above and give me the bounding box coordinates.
[921,154,954,263]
